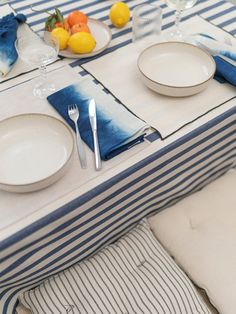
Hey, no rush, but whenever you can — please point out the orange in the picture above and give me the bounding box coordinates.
[55,19,69,31]
[71,23,90,34]
[67,11,88,27]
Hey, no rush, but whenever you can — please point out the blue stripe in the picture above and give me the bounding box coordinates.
[21,0,154,26]
[0,106,234,253]
[1,133,235,289]
[146,132,161,143]
[206,5,236,21]
[2,160,234,314]
[218,15,236,28]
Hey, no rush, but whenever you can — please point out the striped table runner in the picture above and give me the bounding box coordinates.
[0,0,236,313]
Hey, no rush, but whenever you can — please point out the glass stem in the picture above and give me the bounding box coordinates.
[39,63,47,83]
[175,10,182,34]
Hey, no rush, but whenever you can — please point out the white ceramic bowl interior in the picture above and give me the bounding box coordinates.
[0,114,74,193]
[138,42,216,97]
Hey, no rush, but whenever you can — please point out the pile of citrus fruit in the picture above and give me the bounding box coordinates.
[46,9,96,54]
[42,2,131,55]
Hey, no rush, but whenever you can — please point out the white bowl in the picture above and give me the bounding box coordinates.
[137,42,216,97]
[0,114,74,193]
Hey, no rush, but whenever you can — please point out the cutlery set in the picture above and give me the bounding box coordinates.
[68,99,102,171]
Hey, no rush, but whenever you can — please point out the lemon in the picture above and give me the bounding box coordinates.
[109,2,130,28]
[68,32,96,54]
[51,27,70,50]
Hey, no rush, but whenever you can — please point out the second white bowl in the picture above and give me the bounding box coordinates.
[137,42,216,97]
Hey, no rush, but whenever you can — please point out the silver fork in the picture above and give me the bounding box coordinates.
[68,104,87,169]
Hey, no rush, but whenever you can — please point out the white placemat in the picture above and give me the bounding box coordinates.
[83,16,236,139]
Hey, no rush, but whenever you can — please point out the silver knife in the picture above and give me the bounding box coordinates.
[89,98,102,171]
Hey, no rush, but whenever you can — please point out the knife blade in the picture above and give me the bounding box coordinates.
[89,98,97,130]
[89,99,102,171]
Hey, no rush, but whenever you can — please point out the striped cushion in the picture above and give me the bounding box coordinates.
[18,220,210,314]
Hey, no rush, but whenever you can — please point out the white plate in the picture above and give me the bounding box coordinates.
[59,18,112,59]
[0,114,74,193]
[138,42,216,97]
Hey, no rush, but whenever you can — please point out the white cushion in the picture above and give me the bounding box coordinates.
[149,169,236,314]
[19,220,210,314]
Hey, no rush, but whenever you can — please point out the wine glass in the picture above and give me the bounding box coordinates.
[15,32,59,98]
[165,0,197,40]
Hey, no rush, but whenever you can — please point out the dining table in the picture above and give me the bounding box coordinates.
[0,0,235,313]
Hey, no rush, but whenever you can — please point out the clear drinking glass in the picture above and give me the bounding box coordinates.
[15,32,59,98]
[165,0,197,40]
[132,4,162,52]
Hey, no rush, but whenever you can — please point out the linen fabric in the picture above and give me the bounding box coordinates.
[47,78,149,160]
[149,168,236,314]
[18,220,211,314]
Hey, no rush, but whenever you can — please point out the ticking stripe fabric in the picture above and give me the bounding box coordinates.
[1,105,235,314]
[19,220,211,314]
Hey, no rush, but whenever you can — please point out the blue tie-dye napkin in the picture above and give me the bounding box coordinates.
[0,13,26,77]
[47,79,149,160]
[213,56,236,86]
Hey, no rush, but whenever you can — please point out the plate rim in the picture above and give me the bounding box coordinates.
[137,41,216,89]
[0,113,74,188]
[58,17,112,59]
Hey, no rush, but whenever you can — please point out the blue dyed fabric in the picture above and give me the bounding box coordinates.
[47,79,148,160]
[188,34,236,86]
[0,13,26,77]
[213,56,236,87]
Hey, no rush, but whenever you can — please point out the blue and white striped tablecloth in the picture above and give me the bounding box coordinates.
[0,0,236,313]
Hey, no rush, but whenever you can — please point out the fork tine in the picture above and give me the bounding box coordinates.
[68,104,75,112]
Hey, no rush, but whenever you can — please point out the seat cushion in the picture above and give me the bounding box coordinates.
[149,169,236,314]
[18,220,210,314]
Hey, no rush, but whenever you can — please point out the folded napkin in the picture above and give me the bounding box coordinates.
[47,79,149,160]
[0,12,26,77]
[213,55,236,86]
[186,33,236,86]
